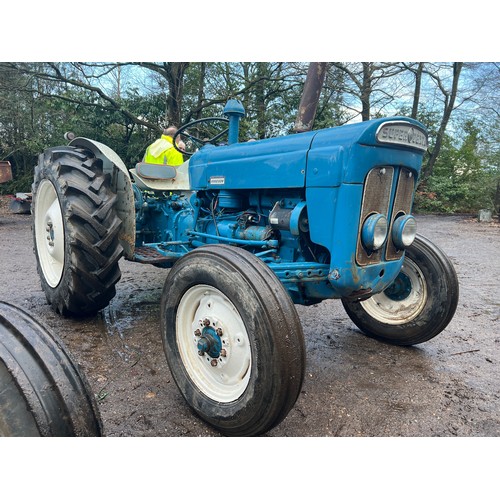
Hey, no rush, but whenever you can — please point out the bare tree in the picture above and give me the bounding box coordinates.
[422,62,464,181]
[332,62,406,121]
[0,62,165,133]
[137,62,189,127]
[409,62,424,119]
[195,62,207,120]
[0,62,194,134]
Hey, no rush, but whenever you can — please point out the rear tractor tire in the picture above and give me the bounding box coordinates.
[32,146,123,316]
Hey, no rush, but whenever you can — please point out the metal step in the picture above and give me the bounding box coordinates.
[133,246,178,264]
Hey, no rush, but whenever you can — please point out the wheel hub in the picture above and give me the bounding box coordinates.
[384,272,412,301]
[359,258,427,325]
[45,221,55,248]
[195,317,227,367]
[196,322,223,359]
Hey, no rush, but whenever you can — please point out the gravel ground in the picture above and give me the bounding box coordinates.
[1,195,498,496]
[0,196,498,439]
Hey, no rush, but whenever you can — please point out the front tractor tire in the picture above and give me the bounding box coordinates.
[342,234,459,346]
[32,146,123,316]
[160,245,306,436]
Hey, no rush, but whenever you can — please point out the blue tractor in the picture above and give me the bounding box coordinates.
[31,100,459,436]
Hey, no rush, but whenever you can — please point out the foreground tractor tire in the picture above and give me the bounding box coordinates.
[161,245,305,436]
[0,301,102,436]
[342,234,459,346]
[32,146,123,316]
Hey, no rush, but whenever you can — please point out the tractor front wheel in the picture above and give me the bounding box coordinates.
[0,301,102,436]
[160,245,305,436]
[342,234,459,346]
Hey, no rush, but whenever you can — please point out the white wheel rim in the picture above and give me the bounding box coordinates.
[34,179,65,288]
[360,258,427,325]
[176,284,252,403]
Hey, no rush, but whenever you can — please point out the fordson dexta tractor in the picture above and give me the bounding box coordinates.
[31,100,459,436]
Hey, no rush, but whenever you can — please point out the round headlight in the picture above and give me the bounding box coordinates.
[361,213,388,252]
[392,215,417,249]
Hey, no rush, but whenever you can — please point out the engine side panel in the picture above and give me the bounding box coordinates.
[189,133,315,190]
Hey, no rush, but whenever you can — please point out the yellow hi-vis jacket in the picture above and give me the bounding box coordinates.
[143,135,184,166]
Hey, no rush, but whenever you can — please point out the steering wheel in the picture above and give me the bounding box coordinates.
[173,117,229,156]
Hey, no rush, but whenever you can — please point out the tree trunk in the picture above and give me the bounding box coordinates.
[255,62,267,139]
[495,179,500,221]
[411,62,424,119]
[166,62,189,127]
[195,62,206,120]
[423,62,463,181]
[115,65,121,100]
[361,63,372,121]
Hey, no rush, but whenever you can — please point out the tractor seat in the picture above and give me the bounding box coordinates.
[135,162,177,180]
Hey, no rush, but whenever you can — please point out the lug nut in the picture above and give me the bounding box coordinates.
[198,351,204,356]
[210,359,218,367]
[220,349,227,357]
[216,328,223,336]
[203,318,211,327]
[194,329,201,336]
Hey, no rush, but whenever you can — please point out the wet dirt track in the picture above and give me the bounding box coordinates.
[0,197,499,437]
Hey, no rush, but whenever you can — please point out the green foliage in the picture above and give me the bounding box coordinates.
[414,120,499,213]
[0,67,166,193]
[0,172,33,194]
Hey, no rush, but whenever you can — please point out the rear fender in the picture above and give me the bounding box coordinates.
[69,138,135,258]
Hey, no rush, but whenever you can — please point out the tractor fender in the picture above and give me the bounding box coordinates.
[69,137,136,258]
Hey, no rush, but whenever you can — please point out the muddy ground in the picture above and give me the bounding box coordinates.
[0,195,498,438]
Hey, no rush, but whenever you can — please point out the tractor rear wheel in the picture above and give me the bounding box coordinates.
[342,234,459,345]
[160,245,305,436]
[0,301,102,436]
[32,146,123,316]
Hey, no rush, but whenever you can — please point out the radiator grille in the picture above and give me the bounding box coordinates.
[356,167,394,266]
[385,168,416,260]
